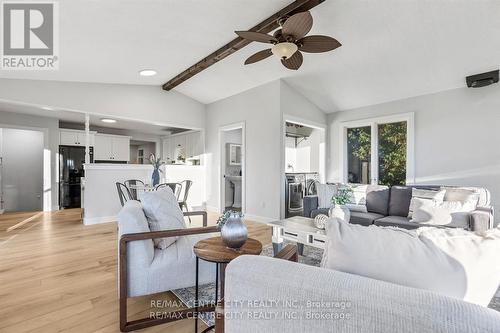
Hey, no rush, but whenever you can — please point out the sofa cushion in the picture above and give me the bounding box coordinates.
[388,186,412,217]
[366,186,390,215]
[375,215,419,230]
[321,219,500,306]
[310,208,329,218]
[350,211,384,226]
[141,188,187,249]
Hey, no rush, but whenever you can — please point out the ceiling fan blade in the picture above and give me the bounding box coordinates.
[281,51,303,70]
[235,31,277,44]
[244,48,273,65]
[298,35,342,53]
[282,11,313,40]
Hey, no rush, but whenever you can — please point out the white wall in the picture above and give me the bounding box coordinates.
[205,80,328,220]
[0,110,59,211]
[327,85,500,223]
[205,81,282,220]
[1,128,44,211]
[280,81,327,126]
[0,78,206,129]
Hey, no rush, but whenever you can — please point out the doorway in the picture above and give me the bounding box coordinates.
[219,123,245,214]
[0,128,44,212]
[282,117,326,218]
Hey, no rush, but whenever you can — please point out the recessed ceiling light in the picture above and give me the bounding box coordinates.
[139,69,157,77]
[42,106,53,111]
[101,118,117,123]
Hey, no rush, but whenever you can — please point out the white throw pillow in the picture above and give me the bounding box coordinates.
[321,219,500,306]
[408,188,445,217]
[441,187,479,211]
[411,198,452,225]
[410,198,471,229]
[141,188,186,249]
[348,184,369,205]
[316,183,337,209]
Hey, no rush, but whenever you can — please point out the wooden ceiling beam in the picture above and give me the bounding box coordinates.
[162,0,326,91]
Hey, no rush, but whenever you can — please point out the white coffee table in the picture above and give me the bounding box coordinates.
[267,216,327,255]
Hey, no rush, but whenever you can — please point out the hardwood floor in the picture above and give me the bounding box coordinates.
[0,209,272,333]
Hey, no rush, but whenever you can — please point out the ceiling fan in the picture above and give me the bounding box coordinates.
[235,11,341,70]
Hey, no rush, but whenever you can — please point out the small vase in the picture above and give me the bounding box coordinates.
[221,213,248,250]
[328,204,351,223]
[151,168,160,187]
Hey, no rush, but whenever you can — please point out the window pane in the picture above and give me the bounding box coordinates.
[378,121,407,186]
[347,126,371,184]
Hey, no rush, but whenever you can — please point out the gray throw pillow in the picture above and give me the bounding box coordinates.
[316,183,337,209]
[141,188,186,249]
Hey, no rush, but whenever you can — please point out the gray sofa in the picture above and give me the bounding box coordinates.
[304,185,494,232]
[224,256,500,332]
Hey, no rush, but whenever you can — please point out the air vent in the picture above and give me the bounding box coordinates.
[466,70,499,88]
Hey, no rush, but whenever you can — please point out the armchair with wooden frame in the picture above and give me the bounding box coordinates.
[118,200,219,332]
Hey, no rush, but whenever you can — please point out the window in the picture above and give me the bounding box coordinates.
[340,113,414,186]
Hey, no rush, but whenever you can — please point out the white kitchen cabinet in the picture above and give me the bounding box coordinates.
[111,136,130,161]
[94,134,130,161]
[162,131,203,164]
[60,129,95,147]
[162,138,175,163]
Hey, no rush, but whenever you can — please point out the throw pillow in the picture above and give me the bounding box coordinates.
[321,218,500,306]
[345,184,369,212]
[316,183,337,209]
[441,187,480,211]
[410,198,452,225]
[141,188,186,249]
[408,188,445,218]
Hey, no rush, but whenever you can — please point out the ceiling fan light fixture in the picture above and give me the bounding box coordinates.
[271,42,298,60]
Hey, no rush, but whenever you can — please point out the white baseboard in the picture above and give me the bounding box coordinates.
[84,215,117,225]
[243,214,276,224]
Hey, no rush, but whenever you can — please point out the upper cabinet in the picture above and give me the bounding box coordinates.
[94,134,130,161]
[162,131,203,164]
[60,129,95,147]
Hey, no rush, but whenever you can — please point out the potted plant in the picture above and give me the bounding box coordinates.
[329,186,352,222]
[149,153,164,187]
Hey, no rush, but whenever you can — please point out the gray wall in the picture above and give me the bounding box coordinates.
[0,110,59,211]
[327,85,500,222]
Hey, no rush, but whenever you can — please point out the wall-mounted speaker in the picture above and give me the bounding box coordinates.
[466,70,499,88]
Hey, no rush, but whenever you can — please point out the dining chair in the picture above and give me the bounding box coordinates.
[155,183,182,198]
[178,180,193,223]
[124,179,145,200]
[116,182,134,207]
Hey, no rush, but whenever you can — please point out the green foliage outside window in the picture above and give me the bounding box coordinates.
[378,122,407,186]
[347,122,407,186]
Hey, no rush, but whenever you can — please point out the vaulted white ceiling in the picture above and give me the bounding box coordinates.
[1,0,499,112]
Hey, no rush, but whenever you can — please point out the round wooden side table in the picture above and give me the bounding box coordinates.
[193,236,262,333]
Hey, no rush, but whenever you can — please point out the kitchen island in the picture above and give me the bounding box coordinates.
[82,164,206,225]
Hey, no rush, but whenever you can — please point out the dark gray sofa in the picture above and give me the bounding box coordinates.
[303,185,494,232]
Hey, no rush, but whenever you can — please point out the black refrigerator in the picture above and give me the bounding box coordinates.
[59,146,93,209]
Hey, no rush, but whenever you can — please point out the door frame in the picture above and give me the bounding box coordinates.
[218,122,246,214]
[339,112,415,185]
[281,114,327,219]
